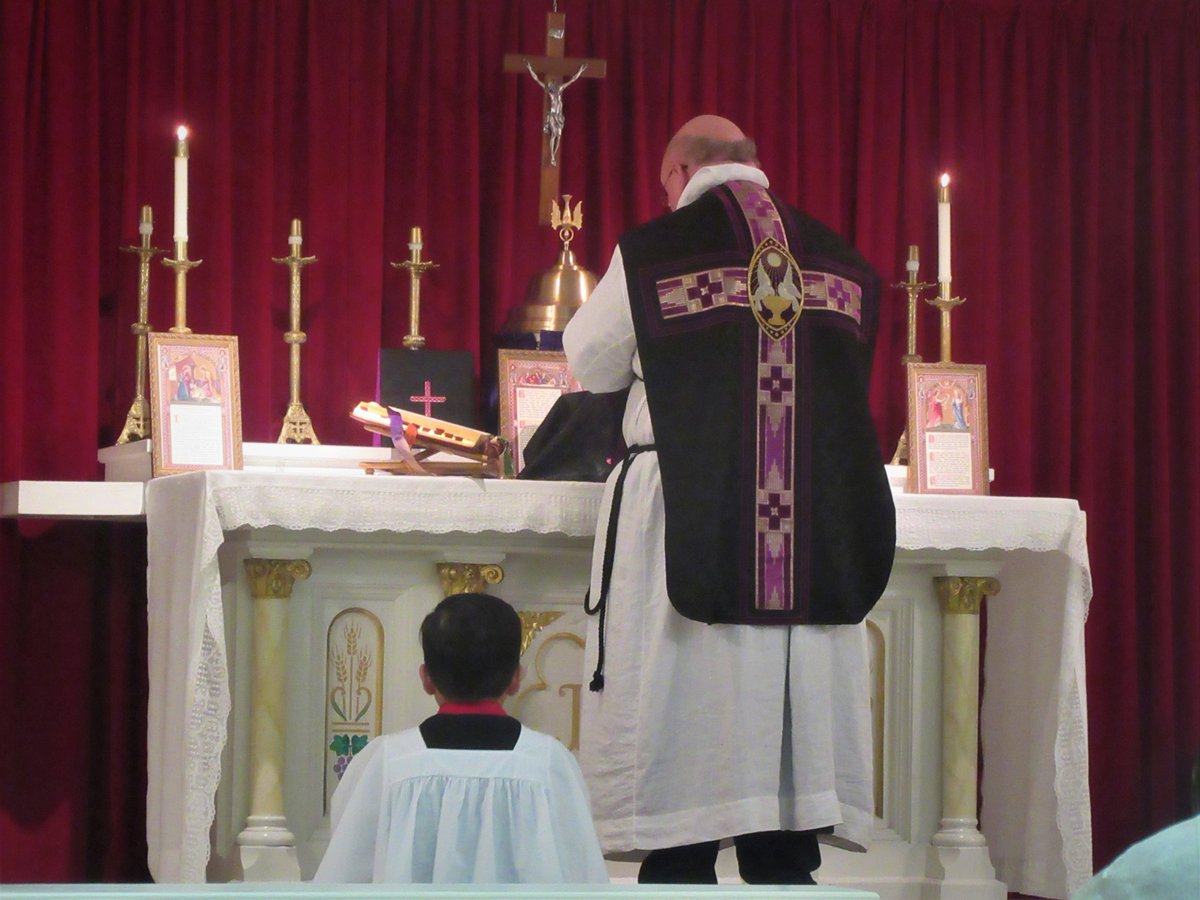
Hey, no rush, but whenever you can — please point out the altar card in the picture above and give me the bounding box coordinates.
[147,333,244,477]
[379,348,476,430]
[497,349,581,474]
[906,362,990,495]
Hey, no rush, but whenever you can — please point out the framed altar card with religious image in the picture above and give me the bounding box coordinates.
[147,333,243,477]
[906,362,989,495]
[497,349,581,474]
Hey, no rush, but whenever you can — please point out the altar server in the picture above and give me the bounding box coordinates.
[314,592,608,884]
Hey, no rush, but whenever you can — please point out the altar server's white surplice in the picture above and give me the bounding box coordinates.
[313,725,609,884]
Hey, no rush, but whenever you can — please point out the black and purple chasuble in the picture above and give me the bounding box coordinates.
[621,180,895,626]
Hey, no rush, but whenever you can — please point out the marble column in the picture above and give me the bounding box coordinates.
[236,557,311,880]
[926,571,1006,899]
[932,574,999,847]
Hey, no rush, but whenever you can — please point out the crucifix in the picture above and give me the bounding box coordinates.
[503,3,606,225]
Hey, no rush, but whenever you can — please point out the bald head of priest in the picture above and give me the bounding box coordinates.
[658,114,760,211]
[563,112,896,885]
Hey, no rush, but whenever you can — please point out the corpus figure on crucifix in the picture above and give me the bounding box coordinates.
[503,5,606,224]
[525,60,587,167]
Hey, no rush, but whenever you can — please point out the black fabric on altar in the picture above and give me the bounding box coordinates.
[518,388,628,483]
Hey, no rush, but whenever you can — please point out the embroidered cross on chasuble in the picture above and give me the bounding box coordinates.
[622,180,895,626]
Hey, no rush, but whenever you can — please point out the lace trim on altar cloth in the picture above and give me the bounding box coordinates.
[181,481,232,882]
[896,502,1092,618]
[1055,571,1093,897]
[209,476,604,538]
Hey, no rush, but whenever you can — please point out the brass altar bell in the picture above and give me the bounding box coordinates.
[503,195,596,335]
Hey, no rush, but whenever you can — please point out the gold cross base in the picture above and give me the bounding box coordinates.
[277,402,320,445]
[890,428,908,466]
[117,397,151,444]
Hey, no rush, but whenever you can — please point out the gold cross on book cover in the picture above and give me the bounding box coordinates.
[351,401,511,478]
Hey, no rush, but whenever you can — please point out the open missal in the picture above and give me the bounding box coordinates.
[351,401,510,477]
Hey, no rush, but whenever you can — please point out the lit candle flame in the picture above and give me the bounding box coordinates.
[940,173,950,188]
[176,125,189,141]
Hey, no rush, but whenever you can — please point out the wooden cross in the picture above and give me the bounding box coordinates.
[503,8,606,225]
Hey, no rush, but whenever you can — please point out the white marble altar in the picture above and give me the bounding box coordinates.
[136,466,1093,899]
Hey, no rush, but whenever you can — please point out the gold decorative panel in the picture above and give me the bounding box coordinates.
[511,630,585,751]
[323,608,384,814]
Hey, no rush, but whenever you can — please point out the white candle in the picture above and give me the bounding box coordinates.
[173,126,189,243]
[937,173,951,283]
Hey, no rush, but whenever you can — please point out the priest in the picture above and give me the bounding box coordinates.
[562,114,896,884]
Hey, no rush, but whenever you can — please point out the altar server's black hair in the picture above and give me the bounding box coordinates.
[420,592,521,702]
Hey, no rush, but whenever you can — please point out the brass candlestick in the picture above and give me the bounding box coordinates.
[162,241,202,332]
[889,245,936,465]
[117,205,165,444]
[927,281,966,363]
[390,227,439,349]
[895,245,935,364]
[273,219,320,444]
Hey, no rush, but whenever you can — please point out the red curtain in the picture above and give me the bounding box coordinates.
[2,0,1198,883]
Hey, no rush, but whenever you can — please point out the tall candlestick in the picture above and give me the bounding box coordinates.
[117,204,165,444]
[391,226,438,350]
[890,242,936,465]
[938,173,951,283]
[273,218,319,444]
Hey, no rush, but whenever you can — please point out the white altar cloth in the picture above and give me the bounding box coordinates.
[895,495,1093,898]
[145,471,1091,898]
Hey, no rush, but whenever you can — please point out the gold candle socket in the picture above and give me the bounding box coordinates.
[391,226,439,349]
[928,280,966,363]
[117,205,165,443]
[273,219,319,444]
[163,240,202,333]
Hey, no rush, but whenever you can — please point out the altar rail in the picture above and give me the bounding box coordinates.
[0,885,879,900]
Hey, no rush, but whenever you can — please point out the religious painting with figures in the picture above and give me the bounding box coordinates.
[497,349,581,473]
[906,362,990,495]
[379,348,476,431]
[147,332,244,477]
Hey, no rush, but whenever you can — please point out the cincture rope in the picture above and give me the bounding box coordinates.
[584,443,656,691]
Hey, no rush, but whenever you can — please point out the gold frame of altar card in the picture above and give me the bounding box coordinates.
[147,332,244,477]
[906,362,990,495]
[497,349,581,474]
